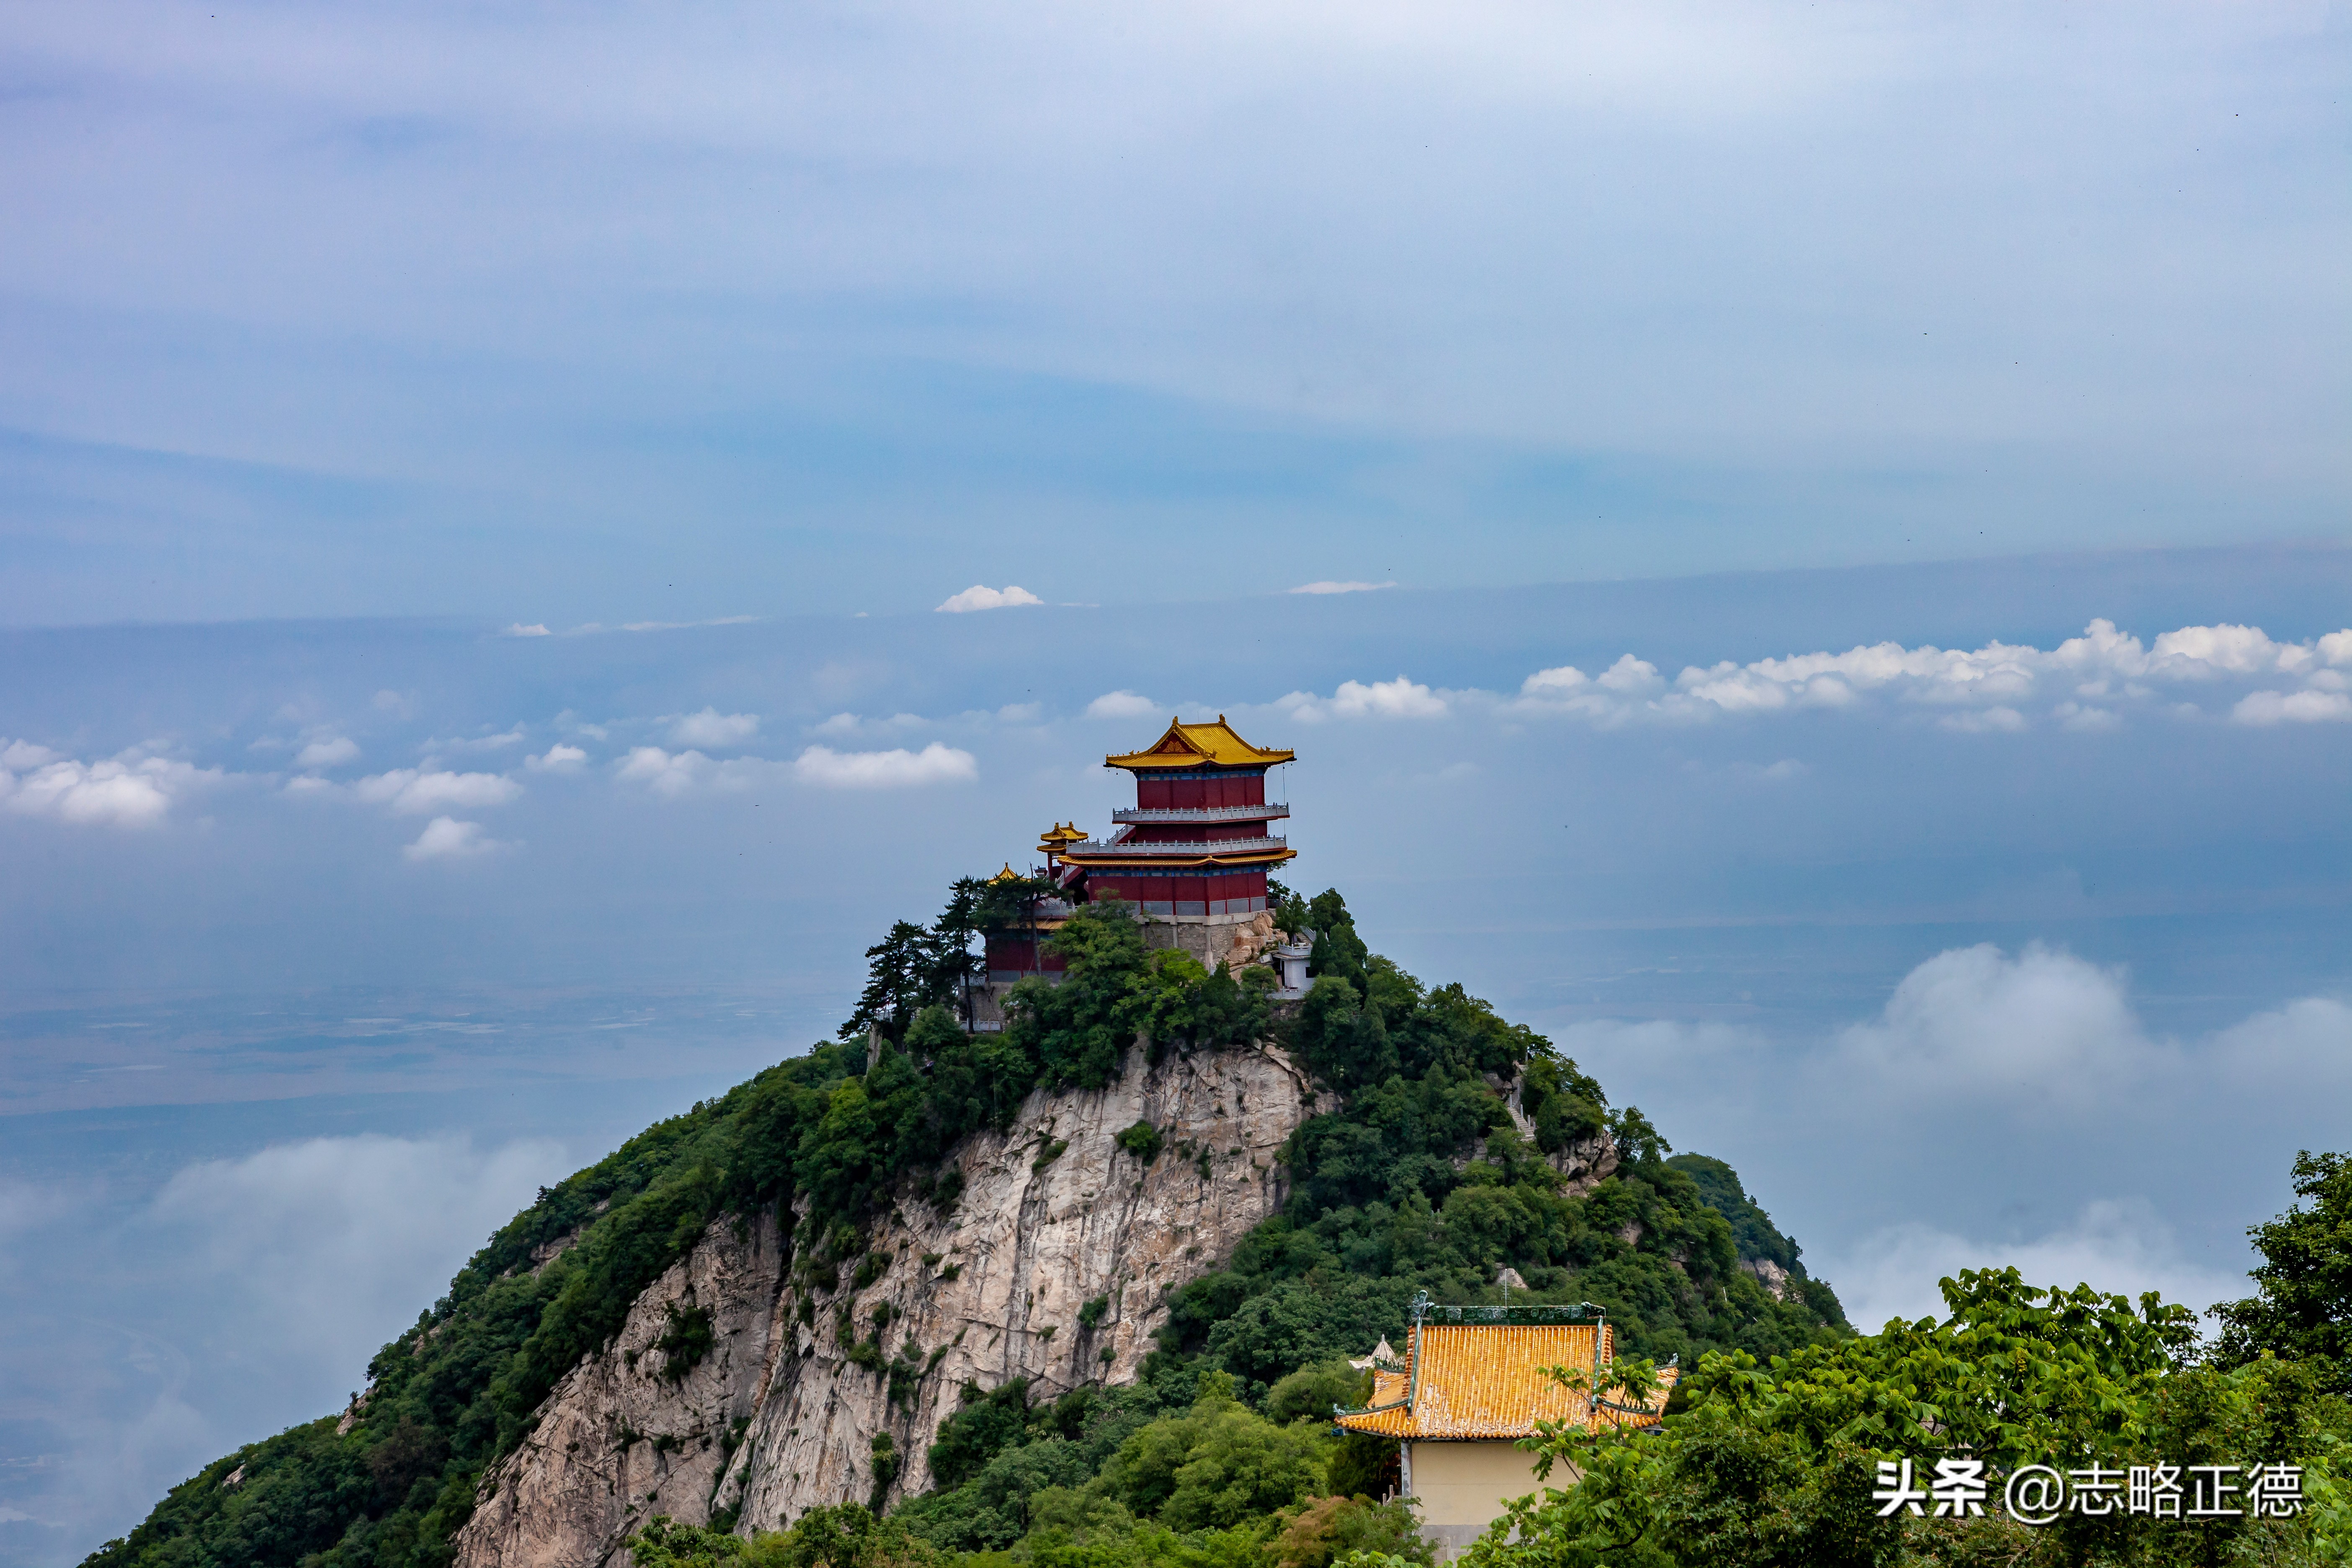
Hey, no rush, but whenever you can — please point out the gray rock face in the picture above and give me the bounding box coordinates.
[1739,1257,1794,1300]
[1498,1081,1620,1197]
[453,1040,1313,1568]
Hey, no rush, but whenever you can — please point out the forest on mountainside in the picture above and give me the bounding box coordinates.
[87,886,2352,1568]
[82,885,1836,1568]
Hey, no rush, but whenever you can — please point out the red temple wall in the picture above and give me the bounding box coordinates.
[1084,868,1269,915]
[984,934,1068,977]
[1133,772,1269,810]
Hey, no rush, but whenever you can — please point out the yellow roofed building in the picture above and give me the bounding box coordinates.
[970,716,1302,1027]
[1057,715,1295,921]
[1334,1300,1676,1560]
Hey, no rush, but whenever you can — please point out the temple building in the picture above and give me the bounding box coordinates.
[968,717,1303,1026]
[1055,715,1295,919]
[1335,1300,1676,1561]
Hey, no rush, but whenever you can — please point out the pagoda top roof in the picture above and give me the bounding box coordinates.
[1105,715,1294,772]
[1038,821,1087,845]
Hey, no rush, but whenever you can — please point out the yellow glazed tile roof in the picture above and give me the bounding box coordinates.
[1335,1323,1675,1440]
[1104,716,1295,771]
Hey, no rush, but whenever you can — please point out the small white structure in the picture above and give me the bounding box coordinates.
[1273,934,1315,999]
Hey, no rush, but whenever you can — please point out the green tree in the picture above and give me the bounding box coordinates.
[1266,1359,1371,1425]
[1091,1378,1326,1532]
[2214,1149,2352,1393]
[839,920,953,1044]
[1305,889,1369,992]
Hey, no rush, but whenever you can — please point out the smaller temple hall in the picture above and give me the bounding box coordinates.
[1336,1300,1677,1561]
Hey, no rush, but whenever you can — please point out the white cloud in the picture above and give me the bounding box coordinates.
[373,689,417,717]
[1506,619,2352,729]
[810,712,926,736]
[352,768,523,815]
[935,584,1043,613]
[0,1176,84,1240]
[666,708,761,748]
[1287,580,1397,595]
[0,742,221,828]
[1277,675,1449,721]
[2231,689,2352,725]
[613,740,975,794]
[526,743,588,772]
[614,745,713,798]
[293,735,359,769]
[1085,690,1160,720]
[792,743,977,788]
[1821,1199,2250,1331]
[996,702,1043,725]
[148,1134,565,1368]
[402,816,509,861]
[1938,706,2027,733]
[2211,997,2352,1086]
[1836,942,2151,1101]
[504,622,551,637]
[2055,701,2122,732]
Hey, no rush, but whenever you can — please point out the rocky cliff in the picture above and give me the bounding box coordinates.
[454,1039,1314,1568]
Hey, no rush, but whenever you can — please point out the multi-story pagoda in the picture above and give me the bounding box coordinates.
[1055,716,1295,918]
[969,717,1303,1021]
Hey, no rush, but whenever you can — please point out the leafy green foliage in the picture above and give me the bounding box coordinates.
[631,1505,941,1568]
[1268,1495,1432,1568]
[85,882,1854,1568]
[1264,1360,1369,1426]
[1001,902,1270,1091]
[1116,1121,1164,1163]
[1167,893,1847,1398]
[2215,1149,2352,1394]
[1089,1379,1326,1531]
[1467,1245,2352,1568]
[657,1301,717,1382]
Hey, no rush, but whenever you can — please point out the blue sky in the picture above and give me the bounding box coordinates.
[2,3,2347,623]
[2,3,2349,1565]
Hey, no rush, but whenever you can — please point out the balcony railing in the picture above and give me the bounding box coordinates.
[1109,804,1289,825]
[1063,835,1289,857]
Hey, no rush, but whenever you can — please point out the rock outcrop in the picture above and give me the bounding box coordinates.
[1498,1080,1619,1197]
[454,1039,1314,1568]
[1739,1258,1794,1300]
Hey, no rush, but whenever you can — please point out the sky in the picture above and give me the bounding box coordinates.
[2,3,2349,1565]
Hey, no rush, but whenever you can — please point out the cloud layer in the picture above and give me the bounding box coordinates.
[350,768,525,815]
[935,585,1043,614]
[666,709,760,749]
[1258,619,2352,732]
[0,741,219,828]
[792,743,977,789]
[147,1134,567,1376]
[404,816,508,861]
